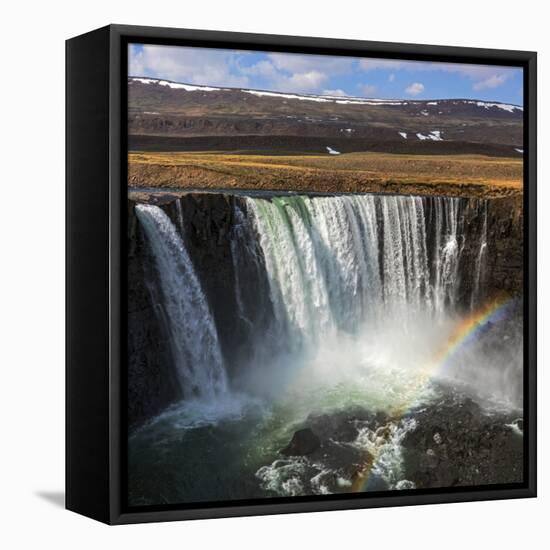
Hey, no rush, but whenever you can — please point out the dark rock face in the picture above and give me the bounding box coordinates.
[485,196,523,294]
[280,428,321,456]
[422,195,523,309]
[446,195,523,302]
[401,394,523,488]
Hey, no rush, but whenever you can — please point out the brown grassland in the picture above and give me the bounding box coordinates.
[128,151,523,199]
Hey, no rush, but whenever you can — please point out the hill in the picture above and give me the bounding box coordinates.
[128,77,523,157]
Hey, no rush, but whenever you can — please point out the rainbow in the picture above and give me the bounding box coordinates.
[430,295,515,374]
[351,295,516,493]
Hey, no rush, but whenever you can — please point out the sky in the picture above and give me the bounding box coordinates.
[129,44,523,105]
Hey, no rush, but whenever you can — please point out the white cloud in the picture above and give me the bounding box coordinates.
[405,82,425,96]
[473,73,508,90]
[243,61,329,93]
[268,52,353,75]
[359,84,377,96]
[322,89,350,97]
[129,45,518,99]
[242,52,354,94]
[286,70,328,92]
[130,47,356,95]
[129,49,145,76]
[128,44,250,88]
[359,57,517,92]
[244,59,279,79]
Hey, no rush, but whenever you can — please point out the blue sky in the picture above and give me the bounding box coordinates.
[129,44,523,105]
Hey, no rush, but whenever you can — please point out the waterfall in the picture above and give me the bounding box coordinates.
[432,197,464,315]
[230,203,254,329]
[136,204,228,400]
[244,194,482,349]
[471,201,488,310]
[133,193,492,405]
[246,196,335,349]
[379,196,432,315]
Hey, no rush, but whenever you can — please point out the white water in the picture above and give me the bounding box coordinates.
[432,198,462,315]
[245,194,471,345]
[471,201,488,310]
[135,204,228,400]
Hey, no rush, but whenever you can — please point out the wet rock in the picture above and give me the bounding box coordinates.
[280,428,321,456]
[424,449,439,469]
[402,390,523,489]
[514,418,524,431]
[305,408,381,443]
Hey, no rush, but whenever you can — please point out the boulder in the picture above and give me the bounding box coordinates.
[280,428,321,456]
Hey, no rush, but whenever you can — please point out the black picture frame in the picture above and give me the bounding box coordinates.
[66,24,537,525]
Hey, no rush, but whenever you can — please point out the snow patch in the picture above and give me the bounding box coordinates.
[241,87,407,105]
[416,130,443,141]
[326,146,341,155]
[469,100,523,113]
[244,89,331,102]
[515,148,524,154]
[335,99,405,105]
[130,77,221,92]
[131,77,157,85]
[398,132,408,139]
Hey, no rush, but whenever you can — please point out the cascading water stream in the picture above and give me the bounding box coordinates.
[136,204,228,400]
[244,194,477,350]
[432,197,469,315]
[471,201,489,310]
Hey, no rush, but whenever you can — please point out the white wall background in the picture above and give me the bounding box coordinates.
[1,0,546,547]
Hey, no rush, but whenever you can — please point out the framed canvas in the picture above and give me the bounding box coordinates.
[66,24,537,524]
